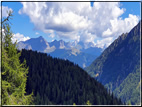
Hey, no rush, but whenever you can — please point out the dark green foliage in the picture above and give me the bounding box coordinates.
[114,65,140,105]
[86,21,141,105]
[19,49,123,105]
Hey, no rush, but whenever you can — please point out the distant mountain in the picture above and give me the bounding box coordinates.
[50,48,97,68]
[81,47,103,56]
[17,37,102,68]
[19,49,123,105]
[86,21,141,105]
[72,41,95,50]
[48,40,72,49]
[17,36,55,53]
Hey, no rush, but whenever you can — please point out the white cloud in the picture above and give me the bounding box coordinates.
[19,2,139,48]
[0,6,13,18]
[2,29,5,37]
[102,28,113,37]
[95,37,114,49]
[35,32,39,35]
[12,33,30,43]
[49,33,55,38]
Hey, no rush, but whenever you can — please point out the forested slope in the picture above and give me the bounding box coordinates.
[19,49,123,105]
[86,21,141,105]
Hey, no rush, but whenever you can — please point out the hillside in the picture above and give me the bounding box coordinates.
[86,21,141,105]
[19,49,123,105]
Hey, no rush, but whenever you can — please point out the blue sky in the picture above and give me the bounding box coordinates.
[2,1,141,48]
[2,2,43,39]
[119,2,141,19]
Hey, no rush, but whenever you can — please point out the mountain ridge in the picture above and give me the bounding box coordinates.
[85,21,141,105]
[17,37,102,68]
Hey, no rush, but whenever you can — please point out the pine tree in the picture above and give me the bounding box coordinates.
[1,10,33,105]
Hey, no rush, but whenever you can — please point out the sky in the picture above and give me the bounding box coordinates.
[1,1,141,49]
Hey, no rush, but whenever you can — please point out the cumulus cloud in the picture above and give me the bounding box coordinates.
[19,2,139,48]
[12,33,30,43]
[0,6,13,18]
[95,37,114,49]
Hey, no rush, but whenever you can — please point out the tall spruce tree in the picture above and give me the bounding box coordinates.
[1,11,33,105]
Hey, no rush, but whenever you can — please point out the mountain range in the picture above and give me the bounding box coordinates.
[17,37,102,68]
[86,21,141,105]
[17,19,141,105]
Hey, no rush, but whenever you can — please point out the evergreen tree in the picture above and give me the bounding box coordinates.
[1,11,33,105]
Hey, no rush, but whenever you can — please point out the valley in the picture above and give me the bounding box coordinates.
[17,20,141,105]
